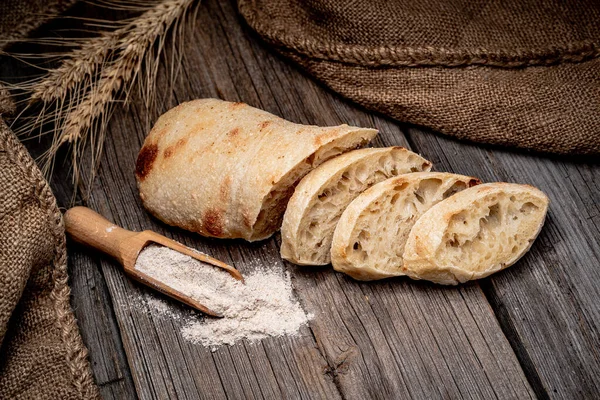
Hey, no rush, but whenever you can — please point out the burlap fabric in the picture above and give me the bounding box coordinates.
[0,1,98,398]
[0,0,76,43]
[238,0,600,155]
[0,110,99,399]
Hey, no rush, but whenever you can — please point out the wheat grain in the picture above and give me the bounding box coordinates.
[14,0,197,197]
[30,0,192,104]
[29,33,119,103]
[59,0,193,143]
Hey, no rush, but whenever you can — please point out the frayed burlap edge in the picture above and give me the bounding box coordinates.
[0,126,100,399]
[237,0,600,68]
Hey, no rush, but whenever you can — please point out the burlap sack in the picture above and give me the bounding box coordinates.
[0,0,76,43]
[1,1,98,396]
[0,0,99,400]
[238,0,600,155]
[0,109,99,398]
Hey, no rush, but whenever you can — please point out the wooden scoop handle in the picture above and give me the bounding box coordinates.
[64,206,136,263]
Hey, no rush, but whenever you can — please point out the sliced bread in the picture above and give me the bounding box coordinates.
[402,183,549,285]
[281,147,431,265]
[331,172,480,280]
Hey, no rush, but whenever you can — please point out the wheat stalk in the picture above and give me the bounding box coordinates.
[10,0,196,197]
[61,0,192,142]
[29,33,119,104]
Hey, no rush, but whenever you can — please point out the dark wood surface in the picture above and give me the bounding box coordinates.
[3,0,600,398]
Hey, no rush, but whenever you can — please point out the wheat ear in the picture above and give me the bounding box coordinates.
[29,33,120,104]
[62,0,193,142]
[15,0,196,195]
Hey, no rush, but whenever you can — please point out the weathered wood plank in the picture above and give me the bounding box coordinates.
[9,0,599,398]
[406,126,600,398]
[281,239,536,399]
[63,1,536,399]
[70,0,537,397]
[67,247,139,400]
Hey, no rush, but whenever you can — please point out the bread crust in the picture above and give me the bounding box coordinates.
[136,99,377,241]
[331,172,479,280]
[281,147,431,265]
[402,183,549,284]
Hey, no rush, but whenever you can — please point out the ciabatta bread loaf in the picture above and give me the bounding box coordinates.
[331,172,480,280]
[136,99,377,241]
[280,147,431,265]
[402,183,549,285]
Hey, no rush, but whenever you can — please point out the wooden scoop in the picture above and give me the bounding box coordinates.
[63,206,243,317]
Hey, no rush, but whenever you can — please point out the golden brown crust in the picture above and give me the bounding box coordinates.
[203,208,224,237]
[135,142,158,181]
[136,98,377,241]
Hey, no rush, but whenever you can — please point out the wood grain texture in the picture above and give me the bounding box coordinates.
[67,247,139,400]
[2,0,598,398]
[406,126,600,398]
[76,0,533,397]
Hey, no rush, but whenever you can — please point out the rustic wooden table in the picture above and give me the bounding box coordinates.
[5,0,600,398]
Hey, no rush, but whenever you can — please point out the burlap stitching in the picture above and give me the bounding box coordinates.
[238,0,600,68]
[1,125,99,399]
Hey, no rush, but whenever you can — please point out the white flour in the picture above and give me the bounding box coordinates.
[134,245,311,348]
[126,292,192,321]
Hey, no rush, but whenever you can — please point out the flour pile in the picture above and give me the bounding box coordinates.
[134,245,311,347]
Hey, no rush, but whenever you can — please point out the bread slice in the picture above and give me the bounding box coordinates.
[402,183,549,285]
[136,99,377,241]
[331,172,480,280]
[280,147,431,265]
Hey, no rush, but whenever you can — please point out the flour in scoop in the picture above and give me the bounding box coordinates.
[134,244,311,347]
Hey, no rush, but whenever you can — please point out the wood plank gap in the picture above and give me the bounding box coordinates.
[479,279,551,400]
[76,193,141,399]
[270,243,344,400]
[386,285,453,398]
[215,0,287,113]
[422,288,485,400]
[82,256,139,396]
[447,290,500,400]
[332,274,410,398]
[303,322,347,400]
[353,284,420,398]
[459,289,535,398]
[398,122,421,154]
[284,277,345,399]
[356,282,448,397]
